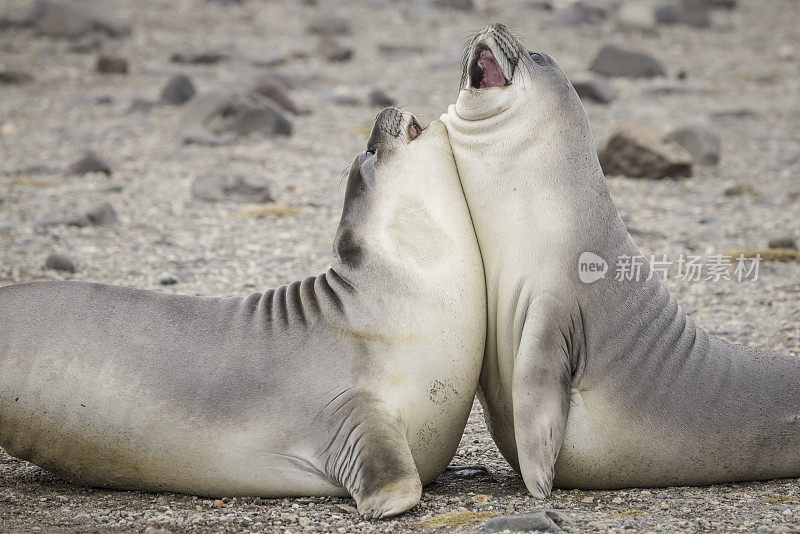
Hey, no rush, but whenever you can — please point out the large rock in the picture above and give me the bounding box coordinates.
[191,173,273,203]
[484,510,566,533]
[179,91,292,145]
[590,44,666,78]
[598,120,693,179]
[160,74,196,105]
[570,74,617,103]
[665,124,720,165]
[29,0,131,38]
[37,201,118,228]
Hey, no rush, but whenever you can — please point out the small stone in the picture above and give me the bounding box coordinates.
[0,70,34,84]
[96,55,128,74]
[306,13,350,36]
[158,272,178,285]
[82,201,118,225]
[318,39,353,62]
[611,496,623,504]
[768,237,798,251]
[252,77,302,115]
[484,510,563,533]
[144,528,173,534]
[68,151,111,175]
[590,44,666,78]
[128,98,154,114]
[68,32,107,53]
[368,89,395,107]
[45,253,76,273]
[325,92,361,106]
[581,496,595,503]
[213,499,224,508]
[160,74,196,105]
[598,120,693,179]
[30,0,132,38]
[571,74,617,103]
[170,50,227,64]
[191,173,273,203]
[655,0,711,28]
[553,1,606,26]
[665,124,720,165]
[723,183,758,197]
[432,0,474,9]
[446,464,490,479]
[37,201,117,228]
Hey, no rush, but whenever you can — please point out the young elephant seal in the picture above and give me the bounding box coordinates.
[441,23,800,497]
[0,108,485,519]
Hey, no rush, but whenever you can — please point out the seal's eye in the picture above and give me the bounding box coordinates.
[530,52,545,65]
[365,148,375,156]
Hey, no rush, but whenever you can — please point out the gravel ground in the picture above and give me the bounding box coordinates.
[1,0,799,532]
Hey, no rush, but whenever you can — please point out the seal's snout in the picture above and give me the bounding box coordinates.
[368,107,424,151]
[464,22,521,90]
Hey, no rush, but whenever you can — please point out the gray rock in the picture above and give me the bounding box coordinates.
[144,527,173,534]
[484,510,565,533]
[432,0,474,10]
[44,253,76,273]
[590,44,666,78]
[655,0,711,28]
[665,124,720,165]
[306,13,350,36]
[446,464,490,479]
[317,39,353,62]
[191,173,273,203]
[571,75,617,103]
[722,183,758,197]
[553,1,606,26]
[38,201,118,228]
[170,50,227,64]
[68,151,111,175]
[96,55,128,74]
[29,0,131,38]
[0,219,14,233]
[598,120,693,179]
[0,70,34,84]
[252,77,301,115]
[160,75,196,105]
[157,272,178,286]
[179,91,292,145]
[768,236,798,250]
[368,89,395,107]
[128,98,154,114]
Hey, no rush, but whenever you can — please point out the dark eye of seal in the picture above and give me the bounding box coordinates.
[529,52,545,65]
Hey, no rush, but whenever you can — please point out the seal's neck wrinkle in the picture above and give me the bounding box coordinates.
[455,88,512,121]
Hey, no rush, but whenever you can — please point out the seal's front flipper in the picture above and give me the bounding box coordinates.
[322,393,422,519]
[513,298,574,499]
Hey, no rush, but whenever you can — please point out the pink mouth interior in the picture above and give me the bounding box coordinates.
[409,123,421,140]
[478,49,505,88]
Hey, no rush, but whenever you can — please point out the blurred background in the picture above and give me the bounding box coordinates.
[0,0,797,340]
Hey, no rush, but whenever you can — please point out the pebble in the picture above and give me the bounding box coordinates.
[157,272,178,285]
[191,173,273,203]
[655,0,711,28]
[571,74,617,103]
[368,89,395,107]
[598,120,693,179]
[68,151,112,175]
[665,123,721,165]
[37,201,118,228]
[160,75,196,106]
[96,55,128,74]
[0,70,34,85]
[552,1,607,26]
[170,50,227,64]
[484,510,565,533]
[44,253,76,273]
[768,237,797,250]
[590,44,666,78]
[318,39,353,62]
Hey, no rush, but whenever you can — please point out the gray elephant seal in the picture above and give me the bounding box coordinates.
[0,108,486,519]
[442,23,800,497]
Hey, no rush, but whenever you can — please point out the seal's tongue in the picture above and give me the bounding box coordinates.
[478,49,505,88]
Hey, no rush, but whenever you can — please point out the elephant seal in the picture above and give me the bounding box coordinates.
[0,107,486,519]
[441,23,800,497]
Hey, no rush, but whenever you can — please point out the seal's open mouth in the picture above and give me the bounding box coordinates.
[469,45,508,89]
[408,116,423,140]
